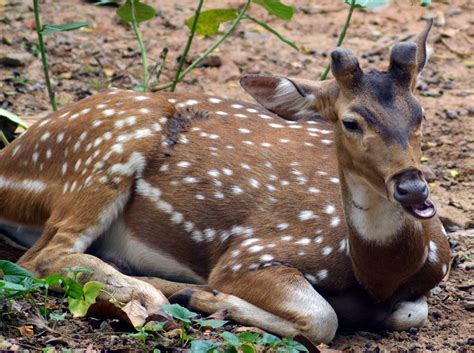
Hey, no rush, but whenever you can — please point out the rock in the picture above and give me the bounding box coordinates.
[446,8,462,17]
[444,110,459,120]
[421,165,437,182]
[438,203,472,229]
[218,60,240,83]
[196,55,222,68]
[463,301,474,310]
[0,51,34,68]
[467,107,474,117]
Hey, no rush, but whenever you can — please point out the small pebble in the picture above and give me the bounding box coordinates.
[444,110,459,120]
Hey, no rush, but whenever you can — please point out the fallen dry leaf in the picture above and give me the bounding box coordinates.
[17,325,33,337]
[86,300,135,331]
[121,299,148,327]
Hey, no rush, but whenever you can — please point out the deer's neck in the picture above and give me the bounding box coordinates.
[339,171,429,302]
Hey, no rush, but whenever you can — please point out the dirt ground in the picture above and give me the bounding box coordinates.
[0,0,473,351]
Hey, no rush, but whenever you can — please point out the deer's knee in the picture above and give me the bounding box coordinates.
[384,296,428,331]
[297,305,338,344]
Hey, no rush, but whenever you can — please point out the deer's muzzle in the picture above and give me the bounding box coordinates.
[391,168,436,220]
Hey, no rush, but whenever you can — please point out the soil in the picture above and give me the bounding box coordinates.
[0,0,473,351]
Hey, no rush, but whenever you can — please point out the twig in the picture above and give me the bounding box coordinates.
[130,0,149,90]
[243,14,298,51]
[155,0,252,91]
[33,0,57,111]
[170,0,204,92]
[149,47,168,88]
[320,0,357,80]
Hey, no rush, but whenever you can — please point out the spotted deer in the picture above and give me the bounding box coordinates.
[0,21,450,343]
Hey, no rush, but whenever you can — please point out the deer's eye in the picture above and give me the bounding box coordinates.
[342,119,361,133]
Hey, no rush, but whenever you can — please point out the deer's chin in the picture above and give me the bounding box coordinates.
[402,198,436,220]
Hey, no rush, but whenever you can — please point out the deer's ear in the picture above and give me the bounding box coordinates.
[414,19,433,75]
[240,75,339,121]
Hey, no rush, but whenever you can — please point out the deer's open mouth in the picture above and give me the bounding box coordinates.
[403,198,436,219]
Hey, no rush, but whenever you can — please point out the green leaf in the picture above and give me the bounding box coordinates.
[63,277,84,300]
[220,331,240,347]
[420,0,431,6]
[68,281,103,317]
[161,303,198,323]
[116,0,157,24]
[42,273,64,287]
[0,260,34,283]
[186,8,238,36]
[261,332,281,346]
[41,22,91,35]
[344,0,390,9]
[49,312,65,321]
[281,338,309,352]
[252,0,294,20]
[0,109,28,129]
[83,281,103,303]
[194,319,228,329]
[191,340,222,353]
[64,267,93,276]
[241,344,255,353]
[238,332,260,344]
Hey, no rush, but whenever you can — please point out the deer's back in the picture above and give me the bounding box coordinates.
[0,90,356,293]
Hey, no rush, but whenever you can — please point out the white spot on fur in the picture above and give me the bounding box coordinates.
[260,254,274,262]
[295,238,311,245]
[428,241,439,263]
[299,210,315,221]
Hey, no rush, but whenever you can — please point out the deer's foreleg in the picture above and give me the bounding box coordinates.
[170,266,338,344]
[17,192,169,314]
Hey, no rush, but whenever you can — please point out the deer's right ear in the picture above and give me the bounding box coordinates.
[240,75,339,121]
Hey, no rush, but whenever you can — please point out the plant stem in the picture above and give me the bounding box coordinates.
[33,0,57,111]
[0,130,9,146]
[320,0,356,80]
[130,0,149,90]
[243,14,298,51]
[170,0,204,92]
[155,0,251,91]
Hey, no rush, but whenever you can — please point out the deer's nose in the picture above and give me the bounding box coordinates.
[392,168,428,206]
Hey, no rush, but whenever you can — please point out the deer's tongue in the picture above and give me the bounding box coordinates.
[406,198,436,219]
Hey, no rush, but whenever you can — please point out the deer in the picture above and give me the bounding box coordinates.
[0,20,450,343]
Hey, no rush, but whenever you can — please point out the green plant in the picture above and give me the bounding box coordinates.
[163,0,297,91]
[116,0,156,91]
[0,109,28,148]
[32,0,91,110]
[0,260,101,320]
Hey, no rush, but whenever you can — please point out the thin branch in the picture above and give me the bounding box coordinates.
[155,0,252,91]
[130,0,149,90]
[320,0,357,80]
[243,14,298,51]
[33,0,57,111]
[170,0,204,92]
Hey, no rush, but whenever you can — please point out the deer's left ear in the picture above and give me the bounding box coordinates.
[414,19,433,76]
[240,75,339,121]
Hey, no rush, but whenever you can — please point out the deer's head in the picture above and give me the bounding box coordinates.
[241,21,435,220]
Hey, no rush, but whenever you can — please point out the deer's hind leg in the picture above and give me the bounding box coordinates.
[170,266,338,344]
[18,184,169,314]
